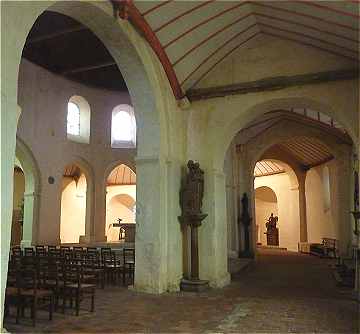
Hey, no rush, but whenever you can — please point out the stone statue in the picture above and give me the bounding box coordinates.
[240,193,251,227]
[266,213,278,230]
[180,160,205,216]
[239,193,252,257]
[178,160,208,291]
[265,213,279,246]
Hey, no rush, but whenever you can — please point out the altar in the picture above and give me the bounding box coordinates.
[108,222,136,243]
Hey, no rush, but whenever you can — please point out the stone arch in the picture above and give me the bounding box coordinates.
[15,136,41,246]
[212,96,356,172]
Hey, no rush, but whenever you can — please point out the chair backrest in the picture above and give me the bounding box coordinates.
[12,246,22,257]
[123,248,135,264]
[16,267,38,293]
[24,247,35,257]
[322,238,337,249]
[86,247,97,253]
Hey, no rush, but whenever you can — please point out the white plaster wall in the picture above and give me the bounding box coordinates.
[306,163,338,243]
[60,174,87,244]
[255,173,300,251]
[17,59,135,244]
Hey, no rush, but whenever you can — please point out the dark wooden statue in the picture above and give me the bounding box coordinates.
[179,160,208,292]
[265,213,279,246]
[239,193,253,257]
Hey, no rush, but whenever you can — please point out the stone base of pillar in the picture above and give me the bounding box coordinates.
[180,278,209,292]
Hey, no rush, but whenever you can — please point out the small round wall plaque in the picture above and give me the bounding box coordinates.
[48,176,55,184]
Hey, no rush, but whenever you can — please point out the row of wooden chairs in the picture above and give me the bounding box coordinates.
[6,255,96,326]
[10,246,135,287]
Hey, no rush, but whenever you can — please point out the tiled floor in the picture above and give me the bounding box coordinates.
[4,249,359,333]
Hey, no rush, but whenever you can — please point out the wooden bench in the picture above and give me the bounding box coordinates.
[310,238,338,258]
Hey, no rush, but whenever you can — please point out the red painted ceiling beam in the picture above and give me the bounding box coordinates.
[111,0,184,100]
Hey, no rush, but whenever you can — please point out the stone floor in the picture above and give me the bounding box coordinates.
[4,249,359,333]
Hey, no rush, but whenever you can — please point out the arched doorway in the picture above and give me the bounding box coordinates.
[15,138,41,247]
[11,164,25,246]
[60,164,88,244]
[105,164,136,243]
[255,186,278,247]
[254,160,300,252]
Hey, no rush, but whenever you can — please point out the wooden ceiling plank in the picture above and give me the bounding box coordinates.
[141,0,173,16]
[26,26,87,44]
[254,12,358,44]
[153,0,215,33]
[187,68,358,100]
[183,31,259,87]
[172,13,253,66]
[260,23,358,55]
[62,61,117,75]
[263,32,357,61]
[253,2,358,31]
[164,1,249,49]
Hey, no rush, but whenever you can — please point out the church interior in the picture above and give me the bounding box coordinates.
[1,1,359,332]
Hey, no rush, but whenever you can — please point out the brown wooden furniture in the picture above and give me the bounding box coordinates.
[13,268,53,326]
[123,248,135,285]
[62,261,95,316]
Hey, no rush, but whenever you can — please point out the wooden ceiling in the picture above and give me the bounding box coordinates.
[107,164,136,186]
[254,160,284,177]
[22,11,127,91]
[131,0,359,95]
[21,1,358,97]
[236,109,351,171]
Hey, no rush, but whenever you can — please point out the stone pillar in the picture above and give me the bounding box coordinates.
[200,168,231,288]
[298,172,308,243]
[21,191,40,247]
[1,102,21,327]
[133,155,169,293]
[94,172,107,243]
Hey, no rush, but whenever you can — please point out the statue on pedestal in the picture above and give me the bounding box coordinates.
[239,193,253,257]
[179,160,208,292]
[265,213,279,246]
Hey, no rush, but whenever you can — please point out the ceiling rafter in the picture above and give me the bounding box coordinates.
[163,1,249,49]
[141,0,173,16]
[153,0,215,33]
[180,26,258,85]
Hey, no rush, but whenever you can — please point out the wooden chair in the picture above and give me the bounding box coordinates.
[62,261,95,316]
[14,268,53,326]
[12,246,23,257]
[123,248,135,286]
[83,252,105,288]
[24,248,35,257]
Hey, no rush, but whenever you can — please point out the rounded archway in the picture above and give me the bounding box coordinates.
[15,137,41,247]
[105,164,136,243]
[254,186,278,247]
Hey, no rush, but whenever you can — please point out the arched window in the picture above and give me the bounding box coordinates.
[111,105,136,148]
[67,96,91,144]
[67,102,80,136]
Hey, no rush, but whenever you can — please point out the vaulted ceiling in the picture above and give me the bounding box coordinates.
[132,0,359,95]
[23,1,359,97]
[236,109,352,171]
[254,160,284,177]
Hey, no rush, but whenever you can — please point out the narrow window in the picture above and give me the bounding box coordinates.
[111,105,136,148]
[67,102,80,136]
